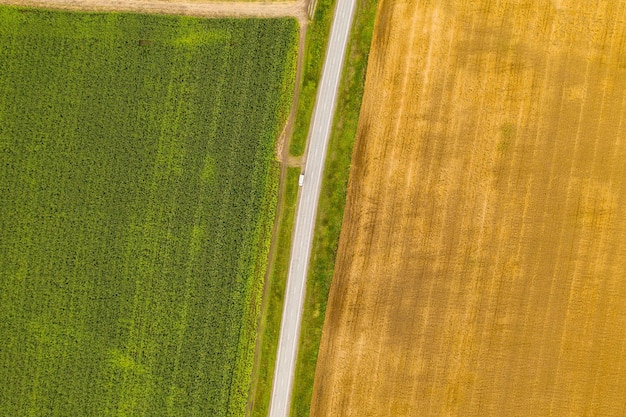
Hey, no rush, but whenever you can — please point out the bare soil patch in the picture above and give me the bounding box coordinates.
[312,0,626,416]
[0,0,308,22]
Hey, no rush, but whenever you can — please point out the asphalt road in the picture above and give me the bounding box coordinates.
[268,0,357,416]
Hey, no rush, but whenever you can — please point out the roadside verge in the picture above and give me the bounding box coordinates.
[289,0,378,415]
[249,0,339,414]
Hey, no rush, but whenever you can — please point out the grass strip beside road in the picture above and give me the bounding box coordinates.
[288,0,334,157]
[251,167,301,417]
[289,0,378,415]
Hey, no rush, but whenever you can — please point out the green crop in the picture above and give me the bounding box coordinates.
[0,7,297,416]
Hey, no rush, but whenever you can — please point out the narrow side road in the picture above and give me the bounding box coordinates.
[268,0,357,415]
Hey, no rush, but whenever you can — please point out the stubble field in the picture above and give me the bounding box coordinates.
[311,0,626,416]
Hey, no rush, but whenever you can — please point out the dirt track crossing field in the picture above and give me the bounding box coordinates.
[0,0,308,21]
[311,0,626,416]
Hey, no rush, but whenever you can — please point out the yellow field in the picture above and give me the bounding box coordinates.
[311,0,626,415]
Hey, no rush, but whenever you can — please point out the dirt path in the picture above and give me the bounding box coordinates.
[0,0,308,22]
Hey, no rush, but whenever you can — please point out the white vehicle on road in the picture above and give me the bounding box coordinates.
[298,173,305,186]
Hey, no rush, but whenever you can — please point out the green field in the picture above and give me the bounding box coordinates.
[0,7,297,416]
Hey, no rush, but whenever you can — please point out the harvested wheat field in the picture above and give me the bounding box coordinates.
[311,0,626,416]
